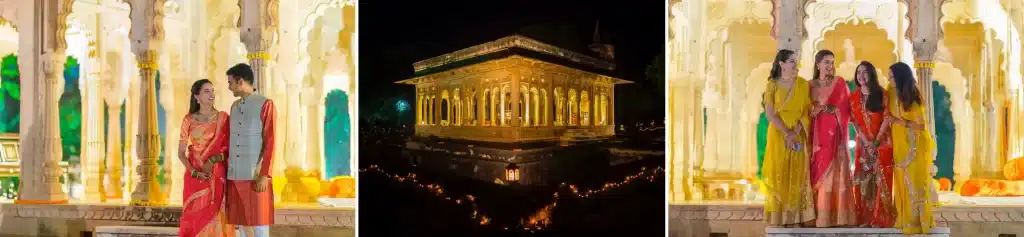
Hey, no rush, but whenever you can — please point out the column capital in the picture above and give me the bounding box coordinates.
[771,0,811,52]
[239,0,279,53]
[901,0,950,41]
[125,0,166,57]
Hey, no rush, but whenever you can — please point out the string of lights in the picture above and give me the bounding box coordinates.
[523,166,664,231]
[361,165,492,226]
[362,164,664,231]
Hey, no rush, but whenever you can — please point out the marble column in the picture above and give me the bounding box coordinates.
[15,0,74,204]
[239,0,279,93]
[512,73,521,127]
[126,0,167,206]
[772,0,808,56]
[905,0,946,174]
[84,70,106,202]
[83,21,106,202]
[103,96,124,200]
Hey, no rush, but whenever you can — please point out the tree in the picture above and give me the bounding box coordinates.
[0,54,20,133]
[59,56,82,161]
[325,89,351,177]
[643,52,666,120]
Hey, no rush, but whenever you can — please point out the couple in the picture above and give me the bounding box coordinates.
[177,63,278,237]
[760,49,937,235]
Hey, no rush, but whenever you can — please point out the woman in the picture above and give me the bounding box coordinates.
[849,61,895,227]
[887,62,938,234]
[760,49,815,227]
[808,49,856,227]
[178,79,234,237]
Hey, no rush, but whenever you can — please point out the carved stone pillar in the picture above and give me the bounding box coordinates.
[772,0,808,56]
[281,82,311,203]
[15,0,73,204]
[103,99,123,200]
[304,86,322,175]
[84,72,106,202]
[904,0,946,177]
[239,0,279,93]
[126,0,167,206]
[512,73,521,128]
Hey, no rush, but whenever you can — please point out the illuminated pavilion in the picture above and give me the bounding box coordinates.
[0,0,355,235]
[667,0,1024,236]
[397,35,630,144]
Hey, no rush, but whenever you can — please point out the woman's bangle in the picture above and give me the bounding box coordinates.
[190,169,198,177]
[207,155,223,164]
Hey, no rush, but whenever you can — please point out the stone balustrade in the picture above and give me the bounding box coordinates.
[0,203,354,236]
[766,227,951,237]
[94,226,177,237]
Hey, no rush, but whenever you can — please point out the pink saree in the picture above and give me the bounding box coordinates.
[178,112,234,237]
[810,77,857,227]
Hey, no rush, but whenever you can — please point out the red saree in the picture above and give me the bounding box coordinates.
[809,77,857,227]
[178,111,234,237]
[850,89,896,227]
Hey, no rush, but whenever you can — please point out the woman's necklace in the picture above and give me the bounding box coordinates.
[816,76,834,88]
[194,111,216,123]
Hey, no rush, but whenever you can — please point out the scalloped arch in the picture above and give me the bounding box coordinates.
[812,18,898,62]
[296,0,347,80]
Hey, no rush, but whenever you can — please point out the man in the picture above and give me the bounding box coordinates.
[224,63,277,237]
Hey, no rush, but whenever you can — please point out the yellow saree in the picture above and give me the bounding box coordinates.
[761,78,816,225]
[888,89,938,234]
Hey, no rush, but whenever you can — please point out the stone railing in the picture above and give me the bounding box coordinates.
[0,203,355,236]
[95,226,177,237]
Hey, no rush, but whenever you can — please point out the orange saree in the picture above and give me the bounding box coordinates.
[850,89,895,227]
[809,77,857,227]
[178,111,234,237]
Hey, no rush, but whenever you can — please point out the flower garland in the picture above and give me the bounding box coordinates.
[361,164,664,231]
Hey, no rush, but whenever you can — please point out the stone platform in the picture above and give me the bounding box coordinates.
[0,201,355,237]
[765,227,950,237]
[669,201,1024,237]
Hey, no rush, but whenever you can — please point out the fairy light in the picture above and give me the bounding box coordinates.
[361,165,491,226]
[522,166,664,231]
[362,164,664,231]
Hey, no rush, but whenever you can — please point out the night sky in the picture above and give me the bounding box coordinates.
[359,0,665,124]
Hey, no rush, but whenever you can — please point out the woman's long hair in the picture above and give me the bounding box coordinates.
[189,79,213,115]
[889,62,921,111]
[855,61,885,112]
[768,49,796,81]
[812,50,835,81]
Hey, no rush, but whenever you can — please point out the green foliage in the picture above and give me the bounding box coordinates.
[756,112,767,179]
[0,54,19,133]
[645,52,665,98]
[932,81,955,181]
[324,90,351,177]
[59,56,82,161]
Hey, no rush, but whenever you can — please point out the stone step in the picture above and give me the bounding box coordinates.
[765,227,950,237]
[95,226,178,237]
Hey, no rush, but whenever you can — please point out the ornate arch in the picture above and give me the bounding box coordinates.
[205,0,241,84]
[805,1,903,59]
[297,0,347,83]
